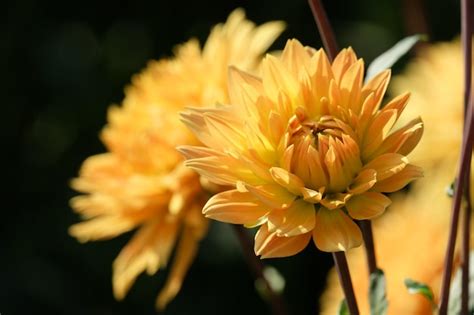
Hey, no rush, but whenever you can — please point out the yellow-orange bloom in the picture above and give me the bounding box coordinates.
[321,39,474,315]
[69,9,284,309]
[180,39,423,257]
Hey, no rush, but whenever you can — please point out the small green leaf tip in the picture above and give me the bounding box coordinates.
[254,266,285,301]
[338,299,349,315]
[370,269,388,315]
[365,34,427,82]
[404,278,435,302]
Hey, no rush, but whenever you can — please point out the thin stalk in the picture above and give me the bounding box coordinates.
[308,0,339,61]
[439,92,474,315]
[461,175,471,315]
[232,225,289,315]
[460,1,472,312]
[332,252,359,315]
[461,0,473,315]
[359,220,377,274]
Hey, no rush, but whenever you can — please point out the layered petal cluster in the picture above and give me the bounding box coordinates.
[70,9,284,309]
[181,39,423,256]
[321,39,474,315]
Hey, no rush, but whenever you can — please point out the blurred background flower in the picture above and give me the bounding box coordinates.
[3,0,466,314]
[69,9,284,310]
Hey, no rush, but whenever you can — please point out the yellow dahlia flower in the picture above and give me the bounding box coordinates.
[180,39,423,257]
[320,39,474,315]
[69,9,284,309]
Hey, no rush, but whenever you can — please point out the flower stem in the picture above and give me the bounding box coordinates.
[438,84,474,315]
[308,0,339,61]
[462,179,472,315]
[460,1,472,313]
[231,225,289,315]
[439,1,473,313]
[332,251,359,315]
[359,220,377,274]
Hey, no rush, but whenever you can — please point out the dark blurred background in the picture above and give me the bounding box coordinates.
[3,0,461,314]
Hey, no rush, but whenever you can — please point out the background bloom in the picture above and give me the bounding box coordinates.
[69,9,284,309]
[320,39,474,315]
[181,39,423,257]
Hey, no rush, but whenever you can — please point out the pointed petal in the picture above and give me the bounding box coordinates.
[372,164,423,192]
[270,167,305,195]
[361,69,391,111]
[249,21,286,56]
[262,54,300,103]
[156,221,207,310]
[320,193,351,210]
[363,153,408,181]
[332,47,358,84]
[281,39,312,77]
[184,155,257,186]
[348,169,377,194]
[203,189,269,224]
[300,187,324,203]
[267,199,316,237]
[113,219,179,300]
[370,117,423,157]
[313,207,362,252]
[339,59,364,112]
[228,66,263,116]
[255,224,311,258]
[245,183,297,209]
[345,192,391,220]
[395,117,424,156]
[362,109,398,160]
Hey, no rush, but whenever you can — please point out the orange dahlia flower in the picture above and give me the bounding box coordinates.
[69,9,284,309]
[180,39,423,257]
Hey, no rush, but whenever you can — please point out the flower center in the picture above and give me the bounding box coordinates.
[286,108,362,192]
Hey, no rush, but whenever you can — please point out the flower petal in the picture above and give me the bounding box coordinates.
[339,59,364,112]
[347,168,377,194]
[363,153,408,181]
[267,199,316,237]
[372,164,423,192]
[270,167,305,195]
[202,189,269,224]
[332,47,358,84]
[113,219,179,300]
[313,207,362,252]
[244,182,297,209]
[254,224,311,258]
[345,192,391,220]
[156,220,208,310]
[370,117,424,157]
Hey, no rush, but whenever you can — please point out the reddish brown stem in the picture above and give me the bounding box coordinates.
[333,252,359,315]
[460,1,472,312]
[232,225,289,315]
[461,175,471,315]
[308,0,339,61]
[439,93,474,315]
[439,1,473,314]
[359,220,377,274]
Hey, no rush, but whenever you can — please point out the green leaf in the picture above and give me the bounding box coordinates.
[365,34,427,82]
[404,278,435,303]
[446,180,455,198]
[370,269,388,315]
[254,266,286,301]
[448,251,474,315]
[338,299,349,315]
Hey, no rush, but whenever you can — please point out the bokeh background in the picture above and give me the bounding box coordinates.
[3,0,462,314]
